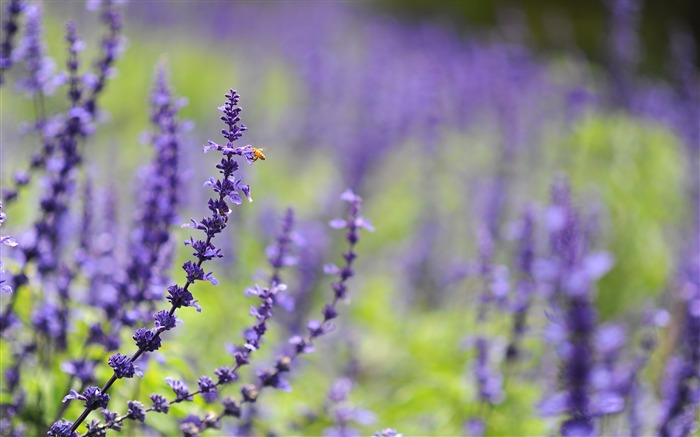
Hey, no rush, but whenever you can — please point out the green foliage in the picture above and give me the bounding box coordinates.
[566,114,686,318]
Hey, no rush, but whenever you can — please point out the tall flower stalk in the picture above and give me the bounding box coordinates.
[50,88,256,435]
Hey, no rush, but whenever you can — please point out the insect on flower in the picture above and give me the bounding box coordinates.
[251,147,266,162]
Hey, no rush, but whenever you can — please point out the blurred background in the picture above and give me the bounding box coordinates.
[1,0,697,435]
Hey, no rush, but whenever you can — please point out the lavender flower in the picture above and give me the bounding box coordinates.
[0,201,18,294]
[119,62,185,306]
[107,353,136,379]
[59,88,258,434]
[64,22,84,107]
[538,180,621,436]
[0,0,23,85]
[606,0,642,109]
[126,401,146,422]
[187,190,372,433]
[323,377,376,437]
[83,0,124,116]
[506,206,535,362]
[60,359,97,384]
[658,251,700,437]
[13,2,60,96]
[473,337,504,406]
[267,208,296,286]
[374,429,402,437]
[47,420,78,437]
[62,387,110,410]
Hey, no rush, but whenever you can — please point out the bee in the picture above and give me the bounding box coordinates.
[251,147,266,162]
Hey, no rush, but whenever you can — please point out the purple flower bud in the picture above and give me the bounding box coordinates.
[101,409,121,431]
[126,400,146,422]
[108,353,135,379]
[48,420,78,437]
[154,310,177,330]
[214,367,238,385]
[166,377,193,402]
[133,327,161,352]
[221,397,241,417]
[198,376,218,403]
[149,394,169,414]
[62,386,110,410]
[241,384,259,403]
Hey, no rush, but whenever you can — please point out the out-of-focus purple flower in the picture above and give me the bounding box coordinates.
[149,394,169,414]
[166,377,193,402]
[64,22,84,106]
[473,337,504,405]
[222,398,242,417]
[374,429,402,437]
[464,418,486,437]
[538,179,624,435]
[32,303,63,340]
[267,207,296,286]
[198,376,218,403]
[60,359,96,383]
[658,250,700,437]
[13,3,61,96]
[506,206,535,362]
[0,0,24,85]
[179,415,203,437]
[83,0,125,116]
[215,366,238,385]
[119,62,185,307]
[0,201,17,294]
[606,0,642,109]
[323,377,376,437]
[47,420,78,437]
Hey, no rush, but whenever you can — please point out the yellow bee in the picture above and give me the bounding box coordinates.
[251,147,266,162]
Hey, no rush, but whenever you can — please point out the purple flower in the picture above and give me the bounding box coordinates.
[0,0,24,85]
[606,0,641,109]
[14,3,61,96]
[267,207,296,286]
[154,309,177,330]
[257,368,291,392]
[117,62,185,307]
[539,179,622,434]
[658,251,700,437]
[126,400,146,422]
[465,418,485,437]
[84,420,105,437]
[179,415,203,437]
[62,386,110,410]
[198,376,218,403]
[47,420,78,437]
[149,394,169,414]
[374,429,402,437]
[108,353,135,378]
[133,327,161,352]
[64,22,84,106]
[214,367,238,385]
[221,397,241,417]
[166,284,200,312]
[473,337,504,405]
[83,0,124,115]
[166,377,193,402]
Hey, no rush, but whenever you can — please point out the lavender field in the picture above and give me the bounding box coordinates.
[0,0,698,436]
